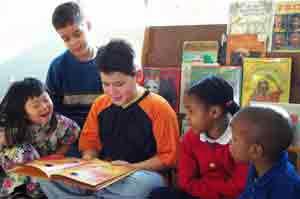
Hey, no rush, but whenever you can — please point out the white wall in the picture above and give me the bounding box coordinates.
[0,0,233,97]
[146,0,232,26]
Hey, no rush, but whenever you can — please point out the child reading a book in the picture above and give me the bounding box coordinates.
[150,76,248,199]
[0,78,80,198]
[230,106,300,199]
[37,39,179,199]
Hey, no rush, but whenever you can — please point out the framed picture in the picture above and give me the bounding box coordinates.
[143,67,181,112]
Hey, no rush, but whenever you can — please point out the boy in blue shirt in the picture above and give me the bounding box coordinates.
[230,106,300,199]
[47,2,103,157]
[46,1,103,128]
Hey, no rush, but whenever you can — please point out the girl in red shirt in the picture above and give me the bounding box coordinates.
[150,75,248,199]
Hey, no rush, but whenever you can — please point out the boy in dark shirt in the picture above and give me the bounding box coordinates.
[230,106,300,199]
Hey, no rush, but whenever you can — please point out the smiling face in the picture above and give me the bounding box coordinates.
[24,92,53,125]
[57,21,92,60]
[101,72,138,106]
[289,32,300,48]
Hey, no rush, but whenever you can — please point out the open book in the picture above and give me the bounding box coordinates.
[9,156,137,191]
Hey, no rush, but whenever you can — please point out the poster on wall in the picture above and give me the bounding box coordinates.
[270,1,300,52]
[143,67,181,112]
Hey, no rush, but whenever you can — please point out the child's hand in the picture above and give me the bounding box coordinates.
[82,150,97,160]
[0,129,7,149]
[82,154,94,160]
[111,160,130,166]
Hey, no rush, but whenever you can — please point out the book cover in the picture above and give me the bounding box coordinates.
[228,0,274,43]
[9,157,136,191]
[242,58,292,107]
[143,67,181,112]
[182,41,219,64]
[250,102,300,149]
[270,1,300,52]
[180,64,242,113]
[226,34,266,65]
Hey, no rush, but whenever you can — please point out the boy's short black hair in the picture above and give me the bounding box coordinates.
[236,106,293,162]
[52,1,84,29]
[96,39,135,76]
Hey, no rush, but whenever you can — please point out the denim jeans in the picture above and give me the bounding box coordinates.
[38,170,166,199]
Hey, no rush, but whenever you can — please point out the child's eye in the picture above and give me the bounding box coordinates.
[113,82,124,87]
[33,105,40,109]
[73,31,82,38]
[61,37,70,42]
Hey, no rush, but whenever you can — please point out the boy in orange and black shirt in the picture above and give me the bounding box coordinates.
[38,39,179,199]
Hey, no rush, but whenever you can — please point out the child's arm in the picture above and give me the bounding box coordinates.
[56,118,80,156]
[55,144,70,155]
[177,132,219,199]
[208,147,248,198]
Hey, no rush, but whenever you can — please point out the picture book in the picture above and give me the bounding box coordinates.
[226,34,266,65]
[242,58,292,107]
[143,67,181,112]
[182,41,219,64]
[9,157,137,191]
[270,1,300,52]
[180,64,242,113]
[228,0,274,43]
[250,102,300,149]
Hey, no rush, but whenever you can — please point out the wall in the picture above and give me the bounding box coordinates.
[0,0,236,97]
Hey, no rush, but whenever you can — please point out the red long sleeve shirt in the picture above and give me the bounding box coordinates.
[177,129,248,199]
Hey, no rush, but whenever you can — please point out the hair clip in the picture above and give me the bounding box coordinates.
[225,100,233,107]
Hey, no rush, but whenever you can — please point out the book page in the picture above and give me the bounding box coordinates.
[52,159,135,187]
[26,158,85,177]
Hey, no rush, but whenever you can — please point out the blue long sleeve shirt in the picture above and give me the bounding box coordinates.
[239,152,300,199]
[46,50,103,127]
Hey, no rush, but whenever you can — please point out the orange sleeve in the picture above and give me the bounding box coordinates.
[78,95,112,152]
[140,93,180,167]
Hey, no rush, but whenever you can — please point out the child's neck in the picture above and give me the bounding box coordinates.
[254,159,274,177]
[207,115,229,139]
[77,46,96,62]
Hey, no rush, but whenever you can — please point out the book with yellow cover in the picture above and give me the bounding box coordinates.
[242,58,292,107]
[9,157,137,191]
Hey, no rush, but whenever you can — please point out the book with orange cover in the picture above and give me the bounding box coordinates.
[9,157,137,191]
[226,34,266,65]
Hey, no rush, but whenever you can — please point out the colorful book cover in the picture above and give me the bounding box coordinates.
[9,157,136,191]
[226,34,266,65]
[270,1,300,52]
[143,67,181,112]
[228,0,274,43]
[242,58,292,107]
[180,64,242,113]
[250,102,300,148]
[182,41,219,64]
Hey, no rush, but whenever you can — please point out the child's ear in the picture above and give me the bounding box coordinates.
[249,143,264,160]
[86,20,92,31]
[135,69,144,85]
[210,105,223,119]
